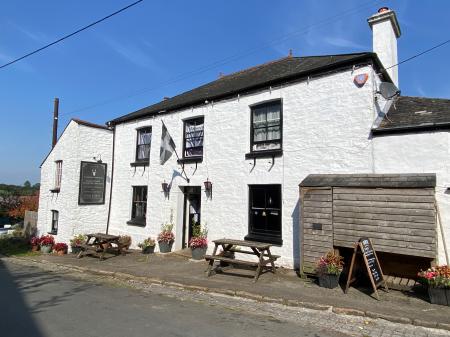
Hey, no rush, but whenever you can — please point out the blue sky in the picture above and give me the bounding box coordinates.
[1,0,449,185]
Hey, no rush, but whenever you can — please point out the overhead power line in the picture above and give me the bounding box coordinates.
[59,0,382,117]
[384,39,450,71]
[0,0,144,70]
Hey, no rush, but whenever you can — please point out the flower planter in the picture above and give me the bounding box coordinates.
[31,245,39,252]
[318,273,340,289]
[158,241,173,253]
[55,249,66,256]
[191,247,207,260]
[142,245,155,254]
[40,245,52,254]
[71,246,82,255]
[428,288,448,306]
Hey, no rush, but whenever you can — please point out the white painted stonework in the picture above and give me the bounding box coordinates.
[109,64,382,268]
[37,121,113,249]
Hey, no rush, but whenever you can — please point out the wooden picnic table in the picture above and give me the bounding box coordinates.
[77,233,124,260]
[205,238,279,282]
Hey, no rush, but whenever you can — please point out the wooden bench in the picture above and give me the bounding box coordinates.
[77,233,122,260]
[205,238,278,282]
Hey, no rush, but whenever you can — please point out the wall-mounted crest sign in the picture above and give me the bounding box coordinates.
[78,161,107,205]
[354,73,369,87]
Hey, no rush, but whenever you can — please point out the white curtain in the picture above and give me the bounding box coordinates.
[137,130,151,160]
[185,121,204,155]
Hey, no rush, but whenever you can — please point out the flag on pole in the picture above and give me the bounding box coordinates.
[160,121,176,165]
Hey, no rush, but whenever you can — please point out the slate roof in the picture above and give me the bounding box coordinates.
[373,96,450,134]
[110,52,385,124]
[299,173,436,188]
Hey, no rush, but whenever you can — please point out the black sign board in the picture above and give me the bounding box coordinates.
[344,237,388,300]
[78,161,107,205]
[360,238,382,284]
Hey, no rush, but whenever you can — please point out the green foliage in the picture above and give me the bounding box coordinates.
[0,235,31,256]
[191,221,208,238]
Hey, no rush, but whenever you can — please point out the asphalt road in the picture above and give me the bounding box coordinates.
[1,260,338,337]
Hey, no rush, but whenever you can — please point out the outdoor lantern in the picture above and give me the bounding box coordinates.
[204,178,212,199]
[162,181,169,193]
[204,179,212,192]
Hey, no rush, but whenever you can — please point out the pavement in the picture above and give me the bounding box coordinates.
[4,250,450,331]
[1,260,342,337]
[3,258,450,337]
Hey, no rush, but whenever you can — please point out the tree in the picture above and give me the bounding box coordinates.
[8,194,39,220]
[23,181,31,188]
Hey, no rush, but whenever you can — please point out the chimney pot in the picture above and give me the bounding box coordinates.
[378,7,389,13]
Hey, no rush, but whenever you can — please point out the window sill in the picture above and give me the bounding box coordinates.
[127,219,146,227]
[130,161,149,167]
[244,234,283,246]
[245,149,283,159]
[48,231,58,235]
[177,156,203,164]
[49,188,60,193]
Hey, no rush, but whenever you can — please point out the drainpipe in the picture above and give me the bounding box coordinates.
[105,123,116,234]
[52,98,59,148]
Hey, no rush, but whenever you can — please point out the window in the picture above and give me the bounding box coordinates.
[245,185,282,245]
[136,127,152,162]
[250,100,282,152]
[50,210,59,234]
[183,117,204,158]
[52,160,62,192]
[129,186,147,226]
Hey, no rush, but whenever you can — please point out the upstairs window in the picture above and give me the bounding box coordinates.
[183,117,204,158]
[251,100,282,152]
[50,210,59,234]
[129,186,147,226]
[53,160,62,191]
[136,127,152,162]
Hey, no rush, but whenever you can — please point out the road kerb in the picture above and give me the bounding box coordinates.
[5,256,448,332]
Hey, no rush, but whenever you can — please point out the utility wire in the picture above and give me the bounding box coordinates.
[0,0,144,70]
[59,0,382,117]
[383,39,450,71]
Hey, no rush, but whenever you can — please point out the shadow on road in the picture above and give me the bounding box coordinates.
[0,259,94,336]
[0,259,45,337]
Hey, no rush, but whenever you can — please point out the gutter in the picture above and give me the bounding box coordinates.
[372,122,450,135]
[105,124,116,234]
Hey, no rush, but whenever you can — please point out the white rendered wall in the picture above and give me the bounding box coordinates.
[109,64,379,268]
[373,132,450,265]
[372,16,399,87]
[37,121,113,248]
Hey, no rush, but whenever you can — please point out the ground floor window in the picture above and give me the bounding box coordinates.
[129,186,147,226]
[245,184,282,245]
[50,210,59,234]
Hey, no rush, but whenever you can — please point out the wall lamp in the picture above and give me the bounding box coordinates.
[162,181,170,199]
[204,178,212,199]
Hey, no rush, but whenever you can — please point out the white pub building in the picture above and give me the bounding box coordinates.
[38,8,450,275]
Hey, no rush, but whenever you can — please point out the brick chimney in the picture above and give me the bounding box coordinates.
[368,7,401,87]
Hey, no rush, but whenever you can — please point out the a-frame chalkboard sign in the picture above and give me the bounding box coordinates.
[344,237,389,300]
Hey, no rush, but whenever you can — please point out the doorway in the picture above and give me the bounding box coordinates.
[181,186,201,248]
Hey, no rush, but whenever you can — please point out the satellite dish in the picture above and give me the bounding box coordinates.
[379,82,400,100]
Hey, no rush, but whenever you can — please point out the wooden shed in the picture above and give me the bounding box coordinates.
[299,174,437,279]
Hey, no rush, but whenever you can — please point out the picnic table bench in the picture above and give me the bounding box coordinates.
[77,233,125,260]
[205,238,279,282]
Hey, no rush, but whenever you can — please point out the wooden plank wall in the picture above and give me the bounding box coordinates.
[300,187,334,273]
[332,187,436,258]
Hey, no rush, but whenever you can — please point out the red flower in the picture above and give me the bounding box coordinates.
[39,235,55,246]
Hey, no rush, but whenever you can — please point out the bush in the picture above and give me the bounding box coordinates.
[0,235,31,256]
